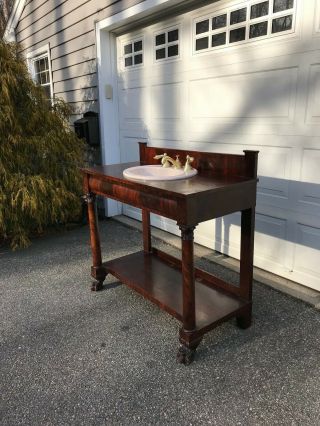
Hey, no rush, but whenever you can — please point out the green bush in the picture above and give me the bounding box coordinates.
[0,41,84,249]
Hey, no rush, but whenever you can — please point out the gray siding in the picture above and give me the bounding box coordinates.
[16,0,145,122]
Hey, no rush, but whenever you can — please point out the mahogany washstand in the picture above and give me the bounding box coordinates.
[82,143,259,364]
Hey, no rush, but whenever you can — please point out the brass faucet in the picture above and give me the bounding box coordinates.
[154,153,195,172]
[153,153,182,169]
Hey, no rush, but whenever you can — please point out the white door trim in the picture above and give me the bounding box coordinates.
[95,0,183,216]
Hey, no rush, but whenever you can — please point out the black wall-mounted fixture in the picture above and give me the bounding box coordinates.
[74,111,100,146]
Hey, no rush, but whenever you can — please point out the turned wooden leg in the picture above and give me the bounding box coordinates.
[237,207,255,327]
[84,192,106,291]
[236,305,252,329]
[142,209,152,253]
[177,225,201,365]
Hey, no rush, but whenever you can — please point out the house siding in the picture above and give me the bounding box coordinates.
[16,0,145,122]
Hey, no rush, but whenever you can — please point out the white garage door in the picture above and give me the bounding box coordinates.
[115,0,320,291]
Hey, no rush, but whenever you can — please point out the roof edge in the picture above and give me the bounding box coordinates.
[3,0,27,42]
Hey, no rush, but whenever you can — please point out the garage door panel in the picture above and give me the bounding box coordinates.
[119,136,140,163]
[195,212,289,271]
[254,214,288,266]
[119,86,147,122]
[306,64,320,124]
[185,119,305,137]
[195,216,240,257]
[149,71,185,86]
[148,123,187,141]
[223,212,293,273]
[295,148,320,213]
[119,122,149,135]
[189,68,298,122]
[118,73,146,90]
[293,223,320,290]
[256,146,292,206]
[146,138,184,151]
[296,186,320,212]
[151,83,182,119]
[257,177,289,200]
[301,149,320,184]
[314,0,320,34]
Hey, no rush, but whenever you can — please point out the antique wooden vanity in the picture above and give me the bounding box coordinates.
[82,143,259,364]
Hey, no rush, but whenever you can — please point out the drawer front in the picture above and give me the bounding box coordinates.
[88,177,180,221]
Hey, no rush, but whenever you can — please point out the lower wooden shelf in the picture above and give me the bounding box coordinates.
[102,251,248,334]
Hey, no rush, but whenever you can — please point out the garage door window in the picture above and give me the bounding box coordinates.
[194,0,295,53]
[123,38,143,68]
[155,27,180,61]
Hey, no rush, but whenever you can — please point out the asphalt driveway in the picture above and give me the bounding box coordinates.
[1,219,319,425]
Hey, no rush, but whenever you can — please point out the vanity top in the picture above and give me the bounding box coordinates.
[82,161,257,199]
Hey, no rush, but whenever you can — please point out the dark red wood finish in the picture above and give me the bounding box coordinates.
[82,143,258,364]
[142,209,152,253]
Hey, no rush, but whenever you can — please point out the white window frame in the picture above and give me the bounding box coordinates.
[193,0,297,55]
[26,44,53,101]
[120,35,144,71]
[153,24,181,63]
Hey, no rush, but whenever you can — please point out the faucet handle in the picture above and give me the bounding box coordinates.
[154,153,165,160]
[184,155,195,172]
[175,155,182,169]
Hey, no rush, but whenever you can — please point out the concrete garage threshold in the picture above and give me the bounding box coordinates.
[114,215,320,309]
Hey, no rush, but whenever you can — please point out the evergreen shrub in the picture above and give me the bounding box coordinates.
[0,41,84,249]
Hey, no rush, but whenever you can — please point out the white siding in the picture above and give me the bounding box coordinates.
[16,0,145,119]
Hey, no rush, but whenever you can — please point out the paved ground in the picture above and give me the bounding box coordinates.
[1,220,319,426]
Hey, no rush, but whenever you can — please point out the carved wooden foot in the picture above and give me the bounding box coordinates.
[176,344,196,365]
[236,312,252,329]
[91,280,104,292]
[90,266,106,292]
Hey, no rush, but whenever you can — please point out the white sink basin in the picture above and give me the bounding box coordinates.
[123,165,197,181]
